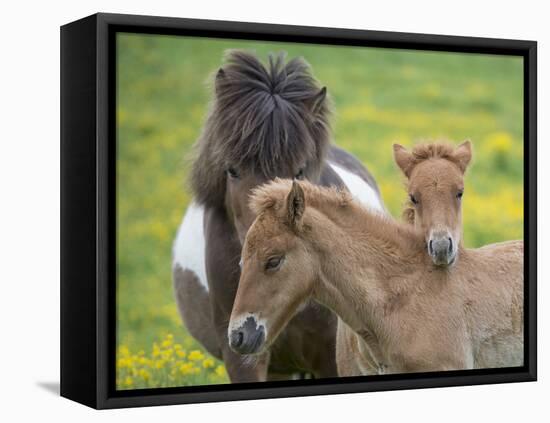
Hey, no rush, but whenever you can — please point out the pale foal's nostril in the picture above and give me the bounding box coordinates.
[429,239,434,255]
[448,237,453,254]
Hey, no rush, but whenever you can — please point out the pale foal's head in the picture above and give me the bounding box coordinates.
[394,141,472,267]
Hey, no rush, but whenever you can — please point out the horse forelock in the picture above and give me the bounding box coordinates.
[190,50,332,207]
[409,142,462,171]
[400,142,467,222]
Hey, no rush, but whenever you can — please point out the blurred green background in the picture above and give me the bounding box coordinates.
[116,33,524,389]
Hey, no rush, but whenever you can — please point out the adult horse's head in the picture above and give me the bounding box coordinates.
[228,180,317,354]
[393,141,472,267]
[191,50,331,243]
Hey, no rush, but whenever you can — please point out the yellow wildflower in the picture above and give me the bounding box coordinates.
[179,363,195,375]
[215,365,226,377]
[202,358,215,369]
[188,350,205,361]
[138,369,150,381]
[152,343,161,358]
[118,345,130,357]
[162,349,173,360]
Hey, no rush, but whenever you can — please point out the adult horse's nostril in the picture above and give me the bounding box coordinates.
[230,330,244,348]
[448,237,453,254]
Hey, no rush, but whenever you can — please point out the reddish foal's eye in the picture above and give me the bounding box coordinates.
[409,194,419,205]
[265,256,283,271]
[457,190,464,199]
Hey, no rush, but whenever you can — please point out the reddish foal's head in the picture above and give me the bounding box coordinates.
[393,141,472,267]
[227,181,317,354]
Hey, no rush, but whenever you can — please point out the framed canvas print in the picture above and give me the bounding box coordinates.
[60,13,537,409]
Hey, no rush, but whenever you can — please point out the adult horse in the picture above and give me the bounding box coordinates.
[172,50,384,382]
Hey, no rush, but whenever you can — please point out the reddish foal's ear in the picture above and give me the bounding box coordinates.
[305,87,327,116]
[286,181,306,228]
[453,140,472,173]
[393,144,414,177]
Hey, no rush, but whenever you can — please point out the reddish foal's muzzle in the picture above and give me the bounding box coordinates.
[229,315,266,355]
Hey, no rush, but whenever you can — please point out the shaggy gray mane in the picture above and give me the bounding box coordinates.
[190,50,332,207]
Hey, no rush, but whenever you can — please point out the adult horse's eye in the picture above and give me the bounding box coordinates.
[294,168,305,180]
[457,190,464,200]
[409,194,419,205]
[265,256,284,271]
[227,167,239,179]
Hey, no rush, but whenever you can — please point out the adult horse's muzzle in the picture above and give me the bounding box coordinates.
[428,231,456,267]
[228,315,266,355]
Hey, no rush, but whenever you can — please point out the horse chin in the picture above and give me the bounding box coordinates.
[243,342,269,356]
[431,250,457,267]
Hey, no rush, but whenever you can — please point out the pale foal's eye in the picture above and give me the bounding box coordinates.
[409,194,419,205]
[456,190,464,200]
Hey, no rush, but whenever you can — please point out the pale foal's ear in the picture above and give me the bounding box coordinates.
[286,180,306,229]
[453,140,473,173]
[393,144,414,177]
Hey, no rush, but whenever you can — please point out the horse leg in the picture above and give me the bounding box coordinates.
[173,265,221,360]
[335,319,363,377]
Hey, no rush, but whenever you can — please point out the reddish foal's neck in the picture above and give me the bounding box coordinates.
[304,200,425,333]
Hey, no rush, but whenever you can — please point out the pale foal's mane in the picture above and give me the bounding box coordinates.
[250,178,423,257]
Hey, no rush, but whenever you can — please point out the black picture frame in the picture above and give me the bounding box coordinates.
[60,12,537,409]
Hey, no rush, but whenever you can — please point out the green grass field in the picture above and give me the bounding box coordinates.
[116,33,524,389]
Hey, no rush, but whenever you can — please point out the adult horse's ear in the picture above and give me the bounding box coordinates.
[393,144,414,177]
[286,180,306,229]
[214,68,226,97]
[453,140,472,173]
[305,87,327,116]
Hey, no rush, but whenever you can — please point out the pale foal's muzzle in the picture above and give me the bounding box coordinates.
[428,230,457,266]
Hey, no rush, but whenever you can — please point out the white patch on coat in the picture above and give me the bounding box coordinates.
[329,162,384,212]
[172,202,208,292]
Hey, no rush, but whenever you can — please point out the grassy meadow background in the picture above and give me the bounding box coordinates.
[116,33,524,389]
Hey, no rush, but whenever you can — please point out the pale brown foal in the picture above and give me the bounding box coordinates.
[229,179,523,375]
[394,141,472,267]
